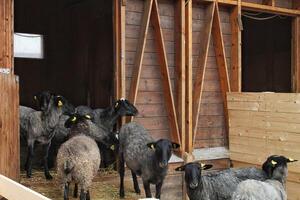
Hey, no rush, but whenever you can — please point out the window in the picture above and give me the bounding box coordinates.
[14,33,44,59]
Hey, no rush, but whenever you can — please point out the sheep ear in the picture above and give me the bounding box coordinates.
[34,95,37,100]
[175,165,186,171]
[147,143,156,150]
[200,163,213,170]
[110,144,115,151]
[58,100,63,107]
[171,142,180,150]
[84,114,91,119]
[287,158,298,163]
[114,101,119,108]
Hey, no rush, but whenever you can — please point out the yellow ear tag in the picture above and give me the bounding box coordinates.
[151,144,155,150]
[85,115,91,119]
[271,160,277,166]
[200,163,206,169]
[110,145,115,151]
[115,102,119,108]
[71,116,77,122]
[58,100,63,107]
[34,96,37,100]
[289,158,295,162]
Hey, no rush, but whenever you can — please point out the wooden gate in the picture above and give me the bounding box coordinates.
[0,0,20,181]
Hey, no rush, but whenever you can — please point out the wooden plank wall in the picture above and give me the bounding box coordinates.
[125,0,176,140]
[227,92,300,200]
[192,3,231,149]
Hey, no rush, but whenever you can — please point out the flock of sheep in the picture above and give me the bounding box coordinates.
[19,91,297,200]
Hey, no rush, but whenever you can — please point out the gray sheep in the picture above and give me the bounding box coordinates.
[57,113,110,200]
[232,155,298,200]
[118,122,180,199]
[175,161,269,200]
[25,93,75,179]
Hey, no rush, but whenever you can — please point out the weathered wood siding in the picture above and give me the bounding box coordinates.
[228,92,300,200]
[125,0,176,140]
[192,3,231,148]
[125,0,231,148]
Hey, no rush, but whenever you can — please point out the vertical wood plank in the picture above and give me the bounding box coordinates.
[292,17,300,92]
[114,0,120,100]
[212,2,231,143]
[151,0,181,147]
[120,1,126,124]
[175,0,186,154]
[127,0,153,122]
[0,0,13,70]
[185,0,193,153]
[0,74,19,181]
[230,1,242,92]
[192,2,215,146]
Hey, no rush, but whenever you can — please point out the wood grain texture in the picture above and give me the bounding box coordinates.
[228,92,300,200]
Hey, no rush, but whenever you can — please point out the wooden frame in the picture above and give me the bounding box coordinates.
[0,174,50,200]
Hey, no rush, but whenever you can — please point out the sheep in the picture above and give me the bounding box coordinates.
[118,122,180,199]
[19,91,53,139]
[175,160,270,200]
[57,113,111,200]
[25,94,75,179]
[231,155,298,200]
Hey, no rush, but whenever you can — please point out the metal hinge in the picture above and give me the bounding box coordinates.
[0,68,10,74]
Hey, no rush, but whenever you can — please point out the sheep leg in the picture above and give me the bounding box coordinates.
[25,140,34,178]
[142,180,152,198]
[73,183,78,198]
[86,190,90,200]
[131,170,140,194]
[43,142,53,180]
[80,189,87,200]
[119,152,125,198]
[64,183,69,200]
[155,181,163,199]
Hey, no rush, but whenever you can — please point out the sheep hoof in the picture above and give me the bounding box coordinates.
[26,174,32,178]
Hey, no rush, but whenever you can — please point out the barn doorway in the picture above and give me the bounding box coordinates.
[241,12,292,92]
[14,0,115,168]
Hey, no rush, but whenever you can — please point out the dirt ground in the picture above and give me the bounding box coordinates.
[20,169,183,200]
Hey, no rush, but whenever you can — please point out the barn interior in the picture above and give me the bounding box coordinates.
[0,0,299,199]
[14,0,115,169]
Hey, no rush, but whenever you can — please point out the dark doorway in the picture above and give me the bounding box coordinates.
[242,12,292,92]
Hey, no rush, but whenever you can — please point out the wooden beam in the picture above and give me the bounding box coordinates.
[196,0,300,16]
[230,1,241,92]
[114,0,120,101]
[175,0,186,154]
[120,1,126,124]
[0,0,13,71]
[185,0,193,154]
[192,2,215,147]
[151,0,181,147]
[292,17,300,93]
[211,2,231,142]
[262,0,275,7]
[0,175,50,200]
[127,0,153,122]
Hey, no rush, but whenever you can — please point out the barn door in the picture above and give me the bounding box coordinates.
[0,0,20,181]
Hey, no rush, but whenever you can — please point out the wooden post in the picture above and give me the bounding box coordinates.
[292,17,300,92]
[230,0,242,92]
[175,0,186,155]
[0,0,19,182]
[185,0,193,154]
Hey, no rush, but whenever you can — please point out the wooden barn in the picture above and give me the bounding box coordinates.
[0,0,300,199]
